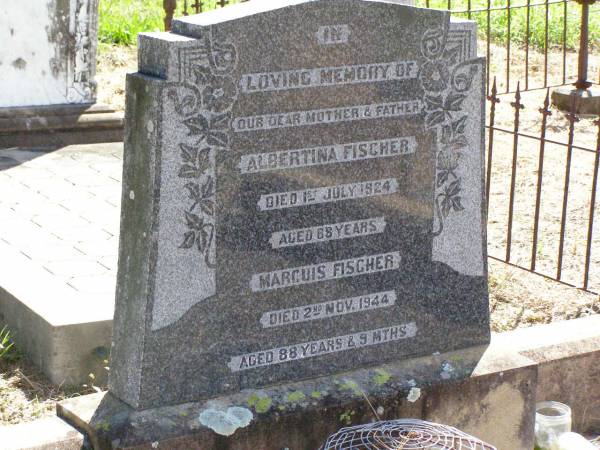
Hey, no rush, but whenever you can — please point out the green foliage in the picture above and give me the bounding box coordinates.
[98,0,244,45]
[415,0,600,51]
[99,0,164,45]
[99,0,598,49]
[0,326,17,362]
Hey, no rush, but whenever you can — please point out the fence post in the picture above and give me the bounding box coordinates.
[575,0,594,89]
[551,0,599,114]
[164,0,177,31]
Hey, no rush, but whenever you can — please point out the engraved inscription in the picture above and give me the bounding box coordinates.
[258,178,398,211]
[240,60,418,93]
[269,217,386,249]
[250,251,401,292]
[228,322,417,372]
[316,24,350,45]
[239,137,416,174]
[260,290,397,328]
[233,100,422,132]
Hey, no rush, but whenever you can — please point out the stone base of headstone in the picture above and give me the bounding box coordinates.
[551,86,600,116]
[0,103,123,148]
[57,343,538,450]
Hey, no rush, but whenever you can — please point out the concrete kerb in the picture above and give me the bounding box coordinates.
[54,315,600,450]
[0,240,113,386]
[0,416,86,450]
[0,315,597,449]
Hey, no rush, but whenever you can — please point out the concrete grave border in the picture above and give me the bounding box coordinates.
[0,240,113,386]
[51,315,600,450]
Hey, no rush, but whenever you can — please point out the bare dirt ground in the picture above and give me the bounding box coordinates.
[96,44,137,111]
[483,42,600,330]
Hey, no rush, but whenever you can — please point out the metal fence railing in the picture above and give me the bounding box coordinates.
[486,83,600,294]
[418,0,599,95]
[163,0,249,30]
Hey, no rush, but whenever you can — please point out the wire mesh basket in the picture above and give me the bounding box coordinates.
[320,419,497,450]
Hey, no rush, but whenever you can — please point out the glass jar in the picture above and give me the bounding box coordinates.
[534,401,572,450]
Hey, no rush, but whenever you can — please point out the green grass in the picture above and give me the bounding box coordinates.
[98,0,243,45]
[99,0,599,49]
[415,0,600,51]
[99,0,164,45]
[0,326,19,363]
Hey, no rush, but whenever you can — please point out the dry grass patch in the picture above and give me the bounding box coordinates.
[489,259,600,332]
[0,359,76,425]
[96,43,137,112]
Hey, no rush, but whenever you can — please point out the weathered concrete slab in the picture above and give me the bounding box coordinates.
[0,104,124,148]
[0,144,120,385]
[58,316,600,450]
[60,342,534,449]
[551,86,600,116]
[499,315,600,435]
[0,416,86,450]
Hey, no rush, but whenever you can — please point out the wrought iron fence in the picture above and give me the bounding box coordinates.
[162,0,600,294]
[163,0,248,29]
[486,83,600,294]
[419,0,600,94]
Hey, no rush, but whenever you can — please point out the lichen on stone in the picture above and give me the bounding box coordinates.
[440,361,455,380]
[198,406,253,437]
[247,392,272,413]
[339,379,361,395]
[373,369,392,386]
[255,396,272,413]
[286,391,306,403]
[407,387,421,403]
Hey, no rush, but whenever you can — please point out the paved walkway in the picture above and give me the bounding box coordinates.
[0,143,122,302]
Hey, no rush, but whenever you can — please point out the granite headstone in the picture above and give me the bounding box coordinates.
[110,0,489,410]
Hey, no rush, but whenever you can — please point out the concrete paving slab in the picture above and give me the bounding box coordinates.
[0,143,122,385]
[0,416,86,450]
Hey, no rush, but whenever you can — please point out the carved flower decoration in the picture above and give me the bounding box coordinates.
[202,76,237,113]
[180,211,214,253]
[437,149,461,187]
[183,112,231,148]
[209,42,237,74]
[178,144,211,179]
[424,92,466,128]
[167,87,199,117]
[439,179,465,218]
[184,177,214,216]
[419,61,450,92]
[441,115,469,151]
[420,28,445,59]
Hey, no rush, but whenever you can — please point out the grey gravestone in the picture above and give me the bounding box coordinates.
[110,0,489,410]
